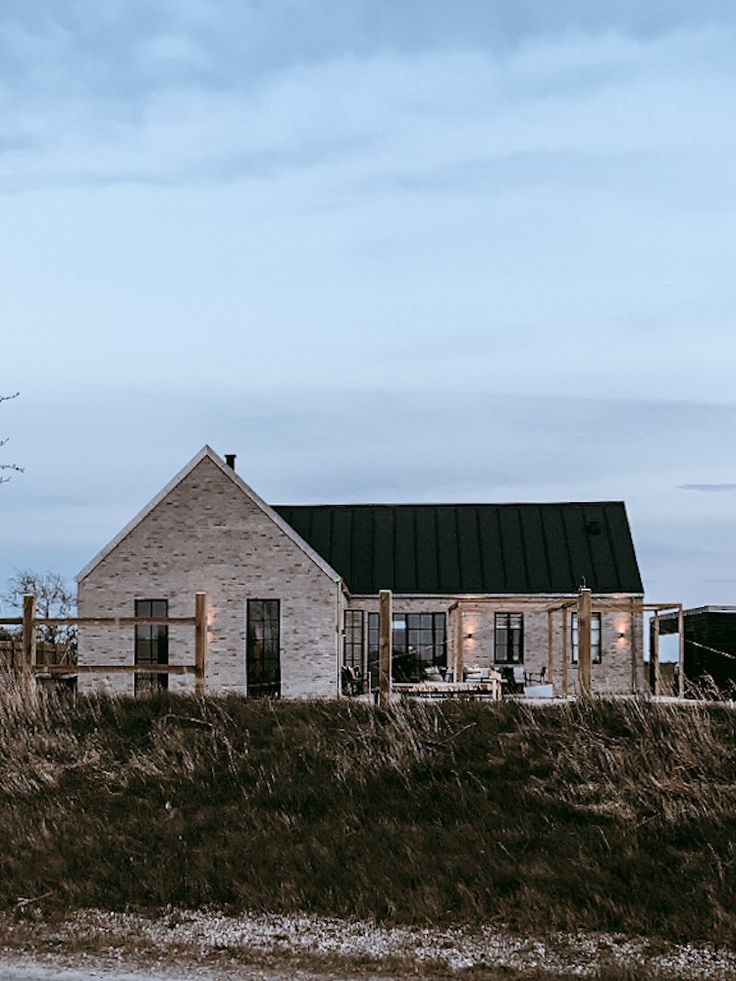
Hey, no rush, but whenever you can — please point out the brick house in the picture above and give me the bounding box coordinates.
[77,446,645,697]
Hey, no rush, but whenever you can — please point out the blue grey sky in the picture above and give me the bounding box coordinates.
[1,1,735,608]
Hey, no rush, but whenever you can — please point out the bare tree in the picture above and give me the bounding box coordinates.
[1,392,23,483]
[2,569,77,662]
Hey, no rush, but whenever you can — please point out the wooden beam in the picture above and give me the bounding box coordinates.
[22,594,36,670]
[547,609,553,683]
[651,611,660,696]
[630,598,638,693]
[578,588,592,697]
[36,616,197,627]
[593,602,681,612]
[561,607,568,698]
[195,592,207,696]
[455,606,464,683]
[378,590,392,708]
[33,664,198,675]
[678,605,686,698]
[450,598,580,611]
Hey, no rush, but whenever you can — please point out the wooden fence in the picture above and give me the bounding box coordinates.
[0,639,75,670]
[0,592,208,695]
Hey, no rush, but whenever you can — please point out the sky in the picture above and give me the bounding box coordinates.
[1,0,736,613]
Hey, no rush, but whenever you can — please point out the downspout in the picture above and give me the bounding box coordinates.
[336,580,345,697]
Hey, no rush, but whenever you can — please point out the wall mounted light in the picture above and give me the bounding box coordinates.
[465,632,474,639]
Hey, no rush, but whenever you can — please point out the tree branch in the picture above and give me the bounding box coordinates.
[1,392,22,482]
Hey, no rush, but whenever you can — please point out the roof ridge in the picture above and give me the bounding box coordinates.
[275,501,627,508]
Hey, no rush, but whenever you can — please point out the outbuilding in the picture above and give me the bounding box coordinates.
[658,607,736,694]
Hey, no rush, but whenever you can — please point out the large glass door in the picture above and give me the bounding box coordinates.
[246,599,281,697]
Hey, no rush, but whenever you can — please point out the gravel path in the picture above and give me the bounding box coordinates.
[2,909,736,979]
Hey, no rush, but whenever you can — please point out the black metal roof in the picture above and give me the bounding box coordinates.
[274,502,643,595]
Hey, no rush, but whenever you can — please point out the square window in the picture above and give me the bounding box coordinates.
[494,613,524,664]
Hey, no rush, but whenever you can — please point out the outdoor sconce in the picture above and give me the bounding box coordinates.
[618,631,626,639]
[465,632,473,639]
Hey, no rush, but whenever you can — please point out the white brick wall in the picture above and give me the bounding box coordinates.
[78,457,342,698]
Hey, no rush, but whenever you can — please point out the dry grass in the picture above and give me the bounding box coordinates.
[1,677,735,943]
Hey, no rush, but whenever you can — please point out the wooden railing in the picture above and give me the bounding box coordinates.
[0,592,208,695]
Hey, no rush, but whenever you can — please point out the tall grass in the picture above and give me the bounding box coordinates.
[1,677,735,942]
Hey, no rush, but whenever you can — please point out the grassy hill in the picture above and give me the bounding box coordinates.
[1,679,735,944]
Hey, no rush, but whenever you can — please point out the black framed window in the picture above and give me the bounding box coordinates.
[367,612,447,683]
[494,613,524,664]
[134,599,168,694]
[247,599,281,697]
[367,611,380,690]
[571,612,602,664]
[342,610,365,693]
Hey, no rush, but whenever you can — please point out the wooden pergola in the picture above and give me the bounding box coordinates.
[376,588,685,705]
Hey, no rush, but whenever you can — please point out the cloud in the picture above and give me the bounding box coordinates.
[678,483,736,492]
[2,0,736,612]
[1,3,735,193]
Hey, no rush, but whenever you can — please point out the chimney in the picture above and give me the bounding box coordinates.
[225,453,236,470]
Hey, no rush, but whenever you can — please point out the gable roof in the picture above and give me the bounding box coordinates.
[76,446,342,584]
[274,502,643,595]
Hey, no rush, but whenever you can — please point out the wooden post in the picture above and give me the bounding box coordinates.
[22,594,36,670]
[546,609,553,684]
[561,608,568,698]
[630,598,638,693]
[677,605,685,698]
[195,592,207,696]
[578,588,592,697]
[455,606,464,683]
[378,590,392,708]
[651,611,660,696]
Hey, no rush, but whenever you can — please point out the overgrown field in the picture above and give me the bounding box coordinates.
[1,679,736,943]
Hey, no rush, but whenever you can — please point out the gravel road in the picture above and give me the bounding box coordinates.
[2,908,736,980]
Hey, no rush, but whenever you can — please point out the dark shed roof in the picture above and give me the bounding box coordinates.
[274,502,643,595]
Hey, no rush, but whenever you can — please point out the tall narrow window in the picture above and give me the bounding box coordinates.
[247,599,281,697]
[367,612,447,684]
[571,612,602,663]
[134,599,168,694]
[367,611,380,690]
[343,611,365,693]
[494,613,524,664]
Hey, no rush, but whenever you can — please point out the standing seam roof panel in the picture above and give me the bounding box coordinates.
[497,508,529,592]
[456,507,484,593]
[435,508,463,593]
[583,504,618,593]
[521,507,552,593]
[394,508,418,593]
[272,503,643,595]
[415,507,440,593]
[371,508,395,595]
